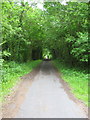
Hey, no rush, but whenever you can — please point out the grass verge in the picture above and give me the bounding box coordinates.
[1,60,42,101]
[53,60,88,106]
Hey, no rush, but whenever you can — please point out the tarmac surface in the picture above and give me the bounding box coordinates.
[15,61,87,118]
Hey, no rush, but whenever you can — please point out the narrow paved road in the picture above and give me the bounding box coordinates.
[15,61,87,118]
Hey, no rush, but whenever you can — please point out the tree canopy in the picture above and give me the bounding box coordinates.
[1,1,89,63]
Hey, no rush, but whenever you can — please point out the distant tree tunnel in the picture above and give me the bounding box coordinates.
[2,1,88,64]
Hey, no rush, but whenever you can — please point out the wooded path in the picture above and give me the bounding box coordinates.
[3,61,87,118]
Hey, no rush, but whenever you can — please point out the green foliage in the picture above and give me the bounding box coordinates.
[2,50,11,57]
[53,60,88,105]
[1,1,88,104]
[66,32,88,62]
[2,1,88,63]
[42,2,88,62]
[2,1,43,62]
[1,60,41,101]
[43,48,52,59]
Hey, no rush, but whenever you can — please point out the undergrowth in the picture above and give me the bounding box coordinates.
[53,60,88,106]
[0,60,41,101]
